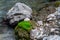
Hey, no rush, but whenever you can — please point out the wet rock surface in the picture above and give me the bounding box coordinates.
[0,22,15,40]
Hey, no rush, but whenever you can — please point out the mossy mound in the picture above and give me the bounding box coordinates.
[15,26,30,40]
[15,21,33,40]
[15,21,37,40]
[17,21,32,32]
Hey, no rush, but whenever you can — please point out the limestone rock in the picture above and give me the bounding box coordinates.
[6,2,32,24]
[30,26,47,40]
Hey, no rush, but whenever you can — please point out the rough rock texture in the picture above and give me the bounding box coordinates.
[32,6,56,21]
[6,2,32,24]
[15,25,30,40]
[15,20,37,40]
[43,35,60,40]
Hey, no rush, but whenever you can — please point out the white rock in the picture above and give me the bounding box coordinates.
[47,14,56,21]
[7,2,32,17]
[47,18,52,21]
[30,28,40,39]
[30,27,46,39]
[50,28,55,32]
[47,14,55,18]
[7,2,32,24]
[24,18,30,21]
[37,21,43,26]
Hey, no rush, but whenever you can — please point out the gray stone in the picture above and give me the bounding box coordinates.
[7,2,32,24]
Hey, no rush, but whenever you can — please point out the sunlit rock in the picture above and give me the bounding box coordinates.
[24,18,30,21]
[6,2,32,24]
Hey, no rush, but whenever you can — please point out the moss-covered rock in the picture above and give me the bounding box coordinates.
[14,21,37,40]
[17,21,32,32]
[15,26,30,40]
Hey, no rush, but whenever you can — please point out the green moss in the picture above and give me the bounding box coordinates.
[17,21,32,31]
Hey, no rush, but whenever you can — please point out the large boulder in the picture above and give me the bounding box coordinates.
[6,2,32,24]
[15,20,33,40]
